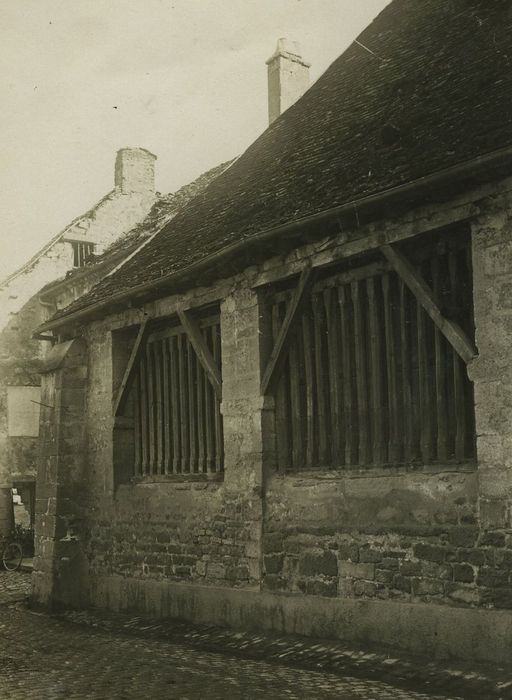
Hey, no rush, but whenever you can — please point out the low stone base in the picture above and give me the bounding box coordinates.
[75,575,512,666]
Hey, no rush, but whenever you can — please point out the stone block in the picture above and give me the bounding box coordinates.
[479,531,506,548]
[352,580,379,598]
[298,550,338,578]
[480,499,509,530]
[453,564,475,583]
[338,543,360,562]
[412,578,444,597]
[413,543,447,563]
[339,561,375,580]
[399,560,421,576]
[264,554,284,575]
[393,575,412,593]
[457,548,486,567]
[359,547,382,563]
[447,527,479,548]
[477,567,509,588]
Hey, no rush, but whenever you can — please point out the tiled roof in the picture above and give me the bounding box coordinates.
[48,0,512,325]
[40,160,232,297]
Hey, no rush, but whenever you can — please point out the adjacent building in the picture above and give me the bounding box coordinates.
[31,0,512,664]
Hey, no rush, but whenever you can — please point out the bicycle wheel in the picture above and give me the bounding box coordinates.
[2,542,23,571]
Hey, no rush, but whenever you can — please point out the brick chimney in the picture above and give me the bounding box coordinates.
[115,147,156,194]
[266,38,311,125]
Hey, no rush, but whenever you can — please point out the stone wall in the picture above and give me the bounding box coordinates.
[31,177,512,661]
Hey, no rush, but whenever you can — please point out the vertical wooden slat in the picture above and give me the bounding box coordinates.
[162,339,171,474]
[272,302,289,471]
[169,336,180,473]
[431,257,448,462]
[417,299,433,463]
[196,352,206,473]
[187,337,197,473]
[288,320,303,468]
[313,294,328,465]
[400,280,414,462]
[324,287,342,466]
[352,280,370,465]
[178,333,189,473]
[204,346,215,473]
[212,324,223,472]
[154,342,164,474]
[301,307,315,468]
[449,252,466,460]
[146,345,156,474]
[133,370,142,476]
[382,274,399,463]
[140,352,149,474]
[338,285,355,466]
[367,277,385,464]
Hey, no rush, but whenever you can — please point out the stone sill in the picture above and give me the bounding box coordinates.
[130,472,224,485]
[275,462,477,482]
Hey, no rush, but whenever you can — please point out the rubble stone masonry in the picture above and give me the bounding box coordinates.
[32,178,512,662]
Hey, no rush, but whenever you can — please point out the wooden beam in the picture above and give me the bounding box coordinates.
[113,319,150,417]
[260,263,314,396]
[177,309,222,401]
[380,244,476,364]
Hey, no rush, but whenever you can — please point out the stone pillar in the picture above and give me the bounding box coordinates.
[31,337,88,610]
[0,487,14,537]
[470,190,512,538]
[220,285,271,583]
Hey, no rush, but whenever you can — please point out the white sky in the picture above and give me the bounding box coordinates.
[0,0,390,280]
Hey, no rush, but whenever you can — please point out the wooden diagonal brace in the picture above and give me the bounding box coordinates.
[261,263,314,396]
[113,319,150,417]
[380,244,477,364]
[177,309,222,400]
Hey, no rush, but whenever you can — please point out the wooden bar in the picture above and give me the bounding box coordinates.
[382,274,399,463]
[324,287,342,466]
[169,336,180,474]
[204,350,215,472]
[261,263,314,396]
[381,243,476,364]
[196,353,206,472]
[400,280,414,462]
[273,302,290,471]
[212,324,223,471]
[301,308,315,468]
[146,344,156,474]
[113,320,150,417]
[431,257,448,462]
[313,294,328,465]
[288,324,303,468]
[154,342,164,474]
[352,281,370,465]
[178,333,189,473]
[133,371,142,475]
[417,300,433,463]
[338,285,355,466]
[162,339,171,474]
[177,309,222,400]
[449,252,466,460]
[140,353,149,474]
[367,277,385,464]
[187,338,197,473]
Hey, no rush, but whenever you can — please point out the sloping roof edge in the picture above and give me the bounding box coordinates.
[0,190,116,289]
[35,143,512,336]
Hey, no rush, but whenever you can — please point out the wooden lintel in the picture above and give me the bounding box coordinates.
[261,263,314,396]
[113,319,150,416]
[177,309,222,400]
[380,244,477,364]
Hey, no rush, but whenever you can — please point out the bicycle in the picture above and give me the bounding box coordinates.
[1,534,23,572]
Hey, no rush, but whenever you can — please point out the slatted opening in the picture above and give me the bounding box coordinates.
[132,316,223,476]
[267,234,475,471]
[72,241,95,268]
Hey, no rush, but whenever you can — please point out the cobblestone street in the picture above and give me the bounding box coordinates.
[0,605,452,700]
[0,572,510,699]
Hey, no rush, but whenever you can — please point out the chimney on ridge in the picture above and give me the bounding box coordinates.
[266,38,311,125]
[115,147,157,194]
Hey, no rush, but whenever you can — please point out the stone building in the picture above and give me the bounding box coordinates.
[32,0,512,664]
[0,145,229,537]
